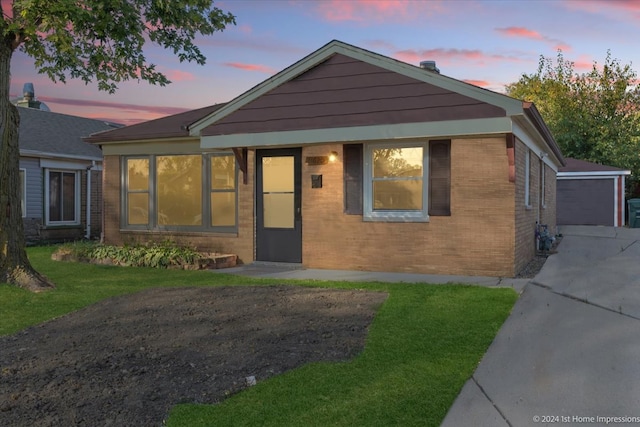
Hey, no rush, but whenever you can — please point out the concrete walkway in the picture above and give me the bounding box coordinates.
[441,225,640,426]
[217,262,530,292]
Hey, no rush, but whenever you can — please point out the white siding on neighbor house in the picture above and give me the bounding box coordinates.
[19,157,42,219]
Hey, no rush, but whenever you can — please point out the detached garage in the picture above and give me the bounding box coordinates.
[557,158,630,227]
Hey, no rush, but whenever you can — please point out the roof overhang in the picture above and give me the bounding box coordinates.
[19,149,102,162]
[558,170,631,179]
[200,117,514,149]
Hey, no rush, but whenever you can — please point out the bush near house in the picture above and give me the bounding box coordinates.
[51,241,235,270]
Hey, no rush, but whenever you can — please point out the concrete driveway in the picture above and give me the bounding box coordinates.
[441,225,640,426]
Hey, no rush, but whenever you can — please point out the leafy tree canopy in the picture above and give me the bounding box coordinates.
[0,0,234,291]
[3,0,235,92]
[506,51,640,191]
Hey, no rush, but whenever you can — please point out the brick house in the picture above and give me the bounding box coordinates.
[86,40,564,277]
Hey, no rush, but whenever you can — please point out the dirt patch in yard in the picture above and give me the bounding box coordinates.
[0,286,387,427]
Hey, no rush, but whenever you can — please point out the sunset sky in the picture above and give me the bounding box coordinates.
[8,0,640,126]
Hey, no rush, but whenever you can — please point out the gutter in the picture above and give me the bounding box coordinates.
[19,149,102,162]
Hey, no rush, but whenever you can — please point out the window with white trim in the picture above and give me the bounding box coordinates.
[19,169,26,218]
[364,142,429,222]
[46,170,80,225]
[525,150,531,207]
[123,153,238,231]
[540,159,546,208]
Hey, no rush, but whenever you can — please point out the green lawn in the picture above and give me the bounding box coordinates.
[1,246,517,426]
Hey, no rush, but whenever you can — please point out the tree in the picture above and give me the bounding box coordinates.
[506,51,640,191]
[0,0,235,291]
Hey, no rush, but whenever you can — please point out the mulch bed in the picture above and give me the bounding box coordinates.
[0,286,387,427]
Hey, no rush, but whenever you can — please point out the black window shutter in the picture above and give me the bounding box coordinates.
[343,144,363,215]
[429,140,451,216]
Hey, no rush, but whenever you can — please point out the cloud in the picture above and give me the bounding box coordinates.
[394,48,523,67]
[222,62,276,74]
[164,69,196,82]
[1,0,13,18]
[496,26,571,52]
[38,96,190,116]
[564,0,640,14]
[463,79,491,88]
[496,27,544,41]
[237,24,252,34]
[313,0,445,23]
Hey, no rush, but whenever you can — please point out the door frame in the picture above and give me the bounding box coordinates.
[255,148,302,263]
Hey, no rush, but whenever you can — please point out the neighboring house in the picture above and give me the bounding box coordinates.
[86,40,564,277]
[557,158,631,227]
[16,101,121,243]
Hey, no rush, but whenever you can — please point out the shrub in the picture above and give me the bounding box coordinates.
[55,241,203,269]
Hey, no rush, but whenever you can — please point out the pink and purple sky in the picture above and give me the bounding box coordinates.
[8,0,640,126]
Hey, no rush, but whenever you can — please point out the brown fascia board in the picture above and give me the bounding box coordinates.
[522,101,565,166]
[84,103,227,144]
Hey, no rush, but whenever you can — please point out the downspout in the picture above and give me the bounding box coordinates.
[85,161,95,239]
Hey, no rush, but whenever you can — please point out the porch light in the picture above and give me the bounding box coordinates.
[329,151,338,162]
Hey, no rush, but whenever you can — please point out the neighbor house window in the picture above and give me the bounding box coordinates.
[46,170,80,224]
[123,153,237,230]
[19,169,26,218]
[525,150,531,207]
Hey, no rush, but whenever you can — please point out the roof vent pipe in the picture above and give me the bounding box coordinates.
[420,60,440,74]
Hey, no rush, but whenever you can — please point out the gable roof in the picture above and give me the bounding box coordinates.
[559,157,630,174]
[85,103,226,144]
[17,107,122,160]
[198,52,507,137]
[84,39,563,167]
[189,39,525,136]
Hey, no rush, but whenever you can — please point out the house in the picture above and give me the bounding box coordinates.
[15,89,121,243]
[557,158,630,227]
[86,40,564,277]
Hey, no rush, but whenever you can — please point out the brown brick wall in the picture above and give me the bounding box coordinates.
[540,162,557,234]
[513,138,556,275]
[103,136,556,277]
[102,154,255,263]
[302,138,516,276]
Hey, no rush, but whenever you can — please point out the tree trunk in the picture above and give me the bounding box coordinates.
[0,40,55,292]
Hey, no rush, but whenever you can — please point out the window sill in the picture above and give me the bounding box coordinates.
[43,223,82,229]
[120,228,239,238]
[525,205,533,211]
[363,212,430,223]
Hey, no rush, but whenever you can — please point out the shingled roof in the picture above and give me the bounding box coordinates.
[560,157,629,173]
[84,103,226,144]
[18,107,122,160]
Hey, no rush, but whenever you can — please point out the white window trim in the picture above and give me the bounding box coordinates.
[540,160,546,209]
[363,141,430,222]
[525,150,531,208]
[121,153,239,232]
[44,169,81,226]
[19,168,26,218]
